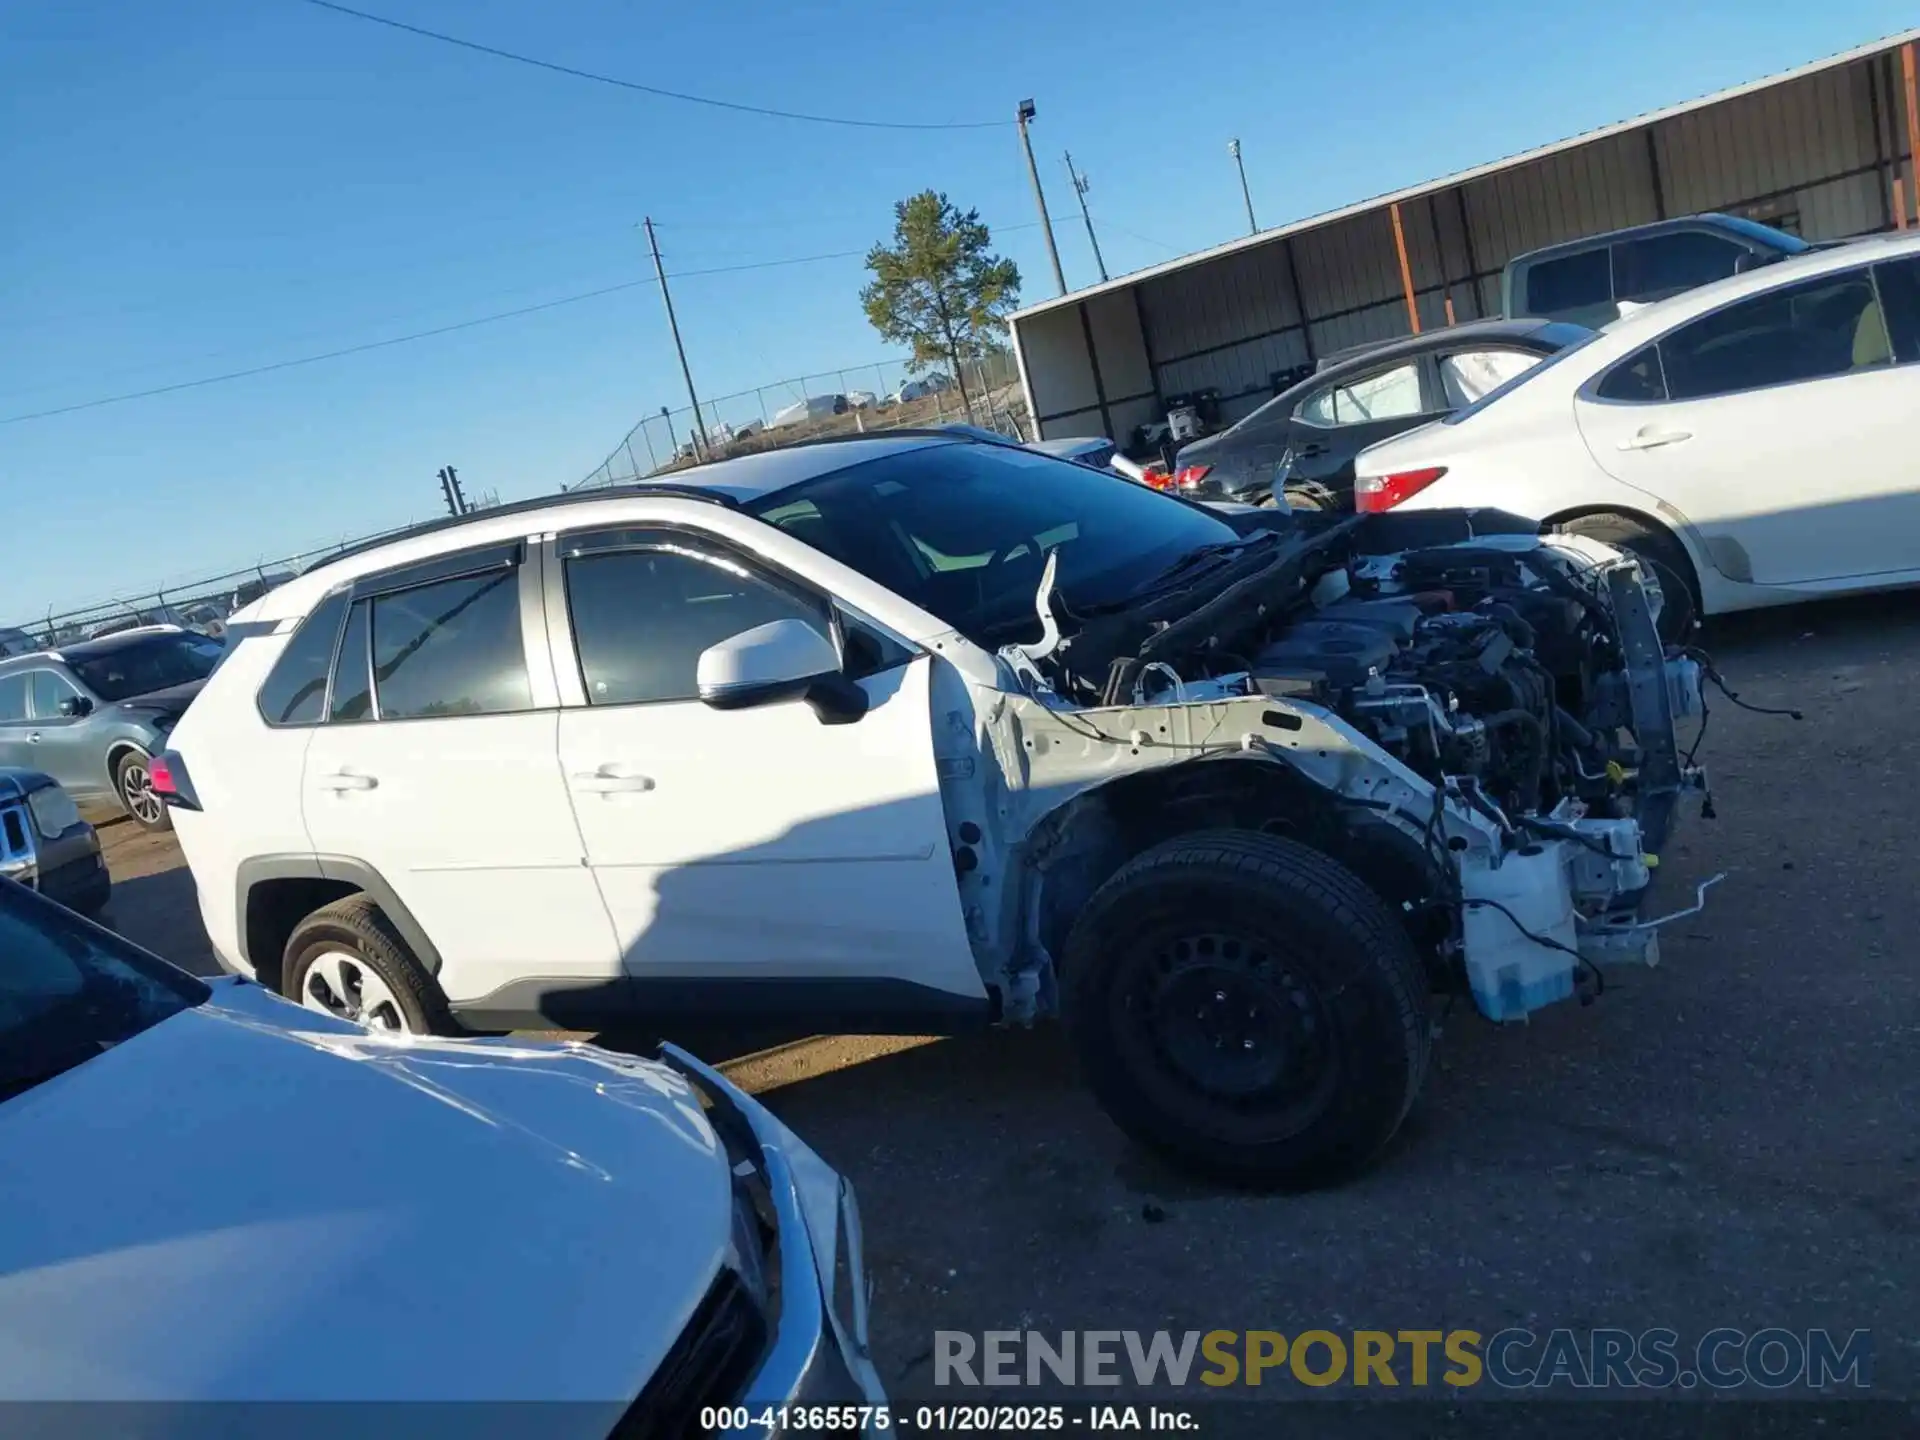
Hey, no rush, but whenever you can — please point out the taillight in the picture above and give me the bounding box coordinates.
[1172,464,1213,490]
[1355,466,1448,513]
[149,750,202,811]
[1142,464,1174,491]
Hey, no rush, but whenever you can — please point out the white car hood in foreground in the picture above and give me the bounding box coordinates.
[0,980,732,1403]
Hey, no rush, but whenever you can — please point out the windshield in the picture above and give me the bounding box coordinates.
[746,440,1244,646]
[0,881,208,1104]
[1443,327,1604,426]
[1714,215,1810,254]
[67,632,223,701]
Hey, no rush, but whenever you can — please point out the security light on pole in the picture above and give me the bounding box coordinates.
[1229,138,1257,236]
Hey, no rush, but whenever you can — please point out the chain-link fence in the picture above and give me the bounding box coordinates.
[0,529,428,653]
[6,352,1031,647]
[570,350,1027,490]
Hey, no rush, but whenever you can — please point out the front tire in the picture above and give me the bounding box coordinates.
[283,895,454,1036]
[113,751,170,832]
[1062,830,1431,1190]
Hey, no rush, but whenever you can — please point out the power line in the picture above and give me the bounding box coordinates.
[0,248,868,426]
[669,248,865,277]
[298,0,1009,132]
[1091,216,1185,254]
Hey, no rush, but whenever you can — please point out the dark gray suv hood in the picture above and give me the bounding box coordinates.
[108,678,206,719]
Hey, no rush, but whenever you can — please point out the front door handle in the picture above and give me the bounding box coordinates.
[572,768,655,795]
[316,771,378,792]
[1618,425,1693,452]
[26,732,40,744]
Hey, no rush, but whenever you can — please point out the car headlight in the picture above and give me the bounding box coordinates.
[27,784,82,840]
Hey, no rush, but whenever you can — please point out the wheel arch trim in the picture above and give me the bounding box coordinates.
[234,853,442,976]
[1542,502,1708,608]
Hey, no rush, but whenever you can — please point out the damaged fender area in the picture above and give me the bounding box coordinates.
[928,572,1714,1027]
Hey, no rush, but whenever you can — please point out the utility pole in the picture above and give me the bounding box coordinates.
[1228,138,1257,236]
[1017,100,1067,296]
[1064,151,1107,283]
[644,216,710,457]
[436,464,467,517]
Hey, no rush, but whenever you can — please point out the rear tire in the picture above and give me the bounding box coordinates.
[1281,482,1336,512]
[113,751,170,832]
[1062,830,1431,1190]
[1555,511,1699,642]
[283,895,454,1036]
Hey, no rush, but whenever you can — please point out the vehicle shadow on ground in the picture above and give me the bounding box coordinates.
[98,852,220,976]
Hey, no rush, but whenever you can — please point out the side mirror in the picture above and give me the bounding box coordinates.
[57,695,93,718]
[696,619,868,724]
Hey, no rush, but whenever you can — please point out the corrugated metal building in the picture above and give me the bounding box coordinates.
[1010,30,1920,444]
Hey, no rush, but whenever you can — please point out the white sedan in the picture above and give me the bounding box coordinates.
[1353,230,1920,635]
[0,878,882,1425]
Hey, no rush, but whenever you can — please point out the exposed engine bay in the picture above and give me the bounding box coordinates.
[988,507,1721,1024]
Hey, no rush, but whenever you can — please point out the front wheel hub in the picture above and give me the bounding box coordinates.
[1145,934,1328,1101]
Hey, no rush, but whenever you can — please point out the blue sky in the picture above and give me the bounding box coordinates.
[2,0,1912,620]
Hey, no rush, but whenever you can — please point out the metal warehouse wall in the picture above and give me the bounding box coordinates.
[1015,40,1919,443]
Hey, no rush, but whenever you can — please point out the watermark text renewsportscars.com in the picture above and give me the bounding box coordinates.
[934,1328,1872,1391]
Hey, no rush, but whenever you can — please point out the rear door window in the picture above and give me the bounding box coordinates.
[0,676,26,724]
[329,600,374,723]
[1875,255,1920,363]
[1594,345,1668,402]
[1300,361,1424,425]
[1438,349,1541,407]
[257,590,349,727]
[368,571,530,720]
[1612,231,1747,303]
[1525,249,1612,317]
[1660,270,1890,400]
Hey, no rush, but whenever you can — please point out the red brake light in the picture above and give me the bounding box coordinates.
[149,750,201,811]
[147,755,177,795]
[1355,466,1448,513]
[1172,464,1213,490]
[1142,464,1174,491]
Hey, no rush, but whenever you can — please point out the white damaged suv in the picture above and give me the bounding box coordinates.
[164,433,1716,1189]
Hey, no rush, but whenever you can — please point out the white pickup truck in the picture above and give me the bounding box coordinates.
[164,432,1716,1189]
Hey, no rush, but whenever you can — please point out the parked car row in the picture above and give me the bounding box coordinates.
[11,569,297,655]
[0,625,227,831]
[764,376,957,431]
[1355,227,1920,636]
[1164,316,1592,512]
[1071,219,1919,644]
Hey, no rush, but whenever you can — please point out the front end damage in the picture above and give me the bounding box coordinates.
[933,509,1720,1027]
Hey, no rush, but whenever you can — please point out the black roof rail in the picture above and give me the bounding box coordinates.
[301,428,997,583]
[305,481,740,578]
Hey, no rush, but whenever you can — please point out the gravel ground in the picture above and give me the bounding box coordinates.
[98,592,1920,1428]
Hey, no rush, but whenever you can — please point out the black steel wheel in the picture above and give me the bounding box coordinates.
[1063,830,1430,1190]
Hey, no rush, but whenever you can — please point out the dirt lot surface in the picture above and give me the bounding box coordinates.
[99,592,1920,1428]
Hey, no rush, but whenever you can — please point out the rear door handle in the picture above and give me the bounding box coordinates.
[572,768,655,795]
[316,771,378,792]
[1619,426,1693,451]
[26,733,40,744]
